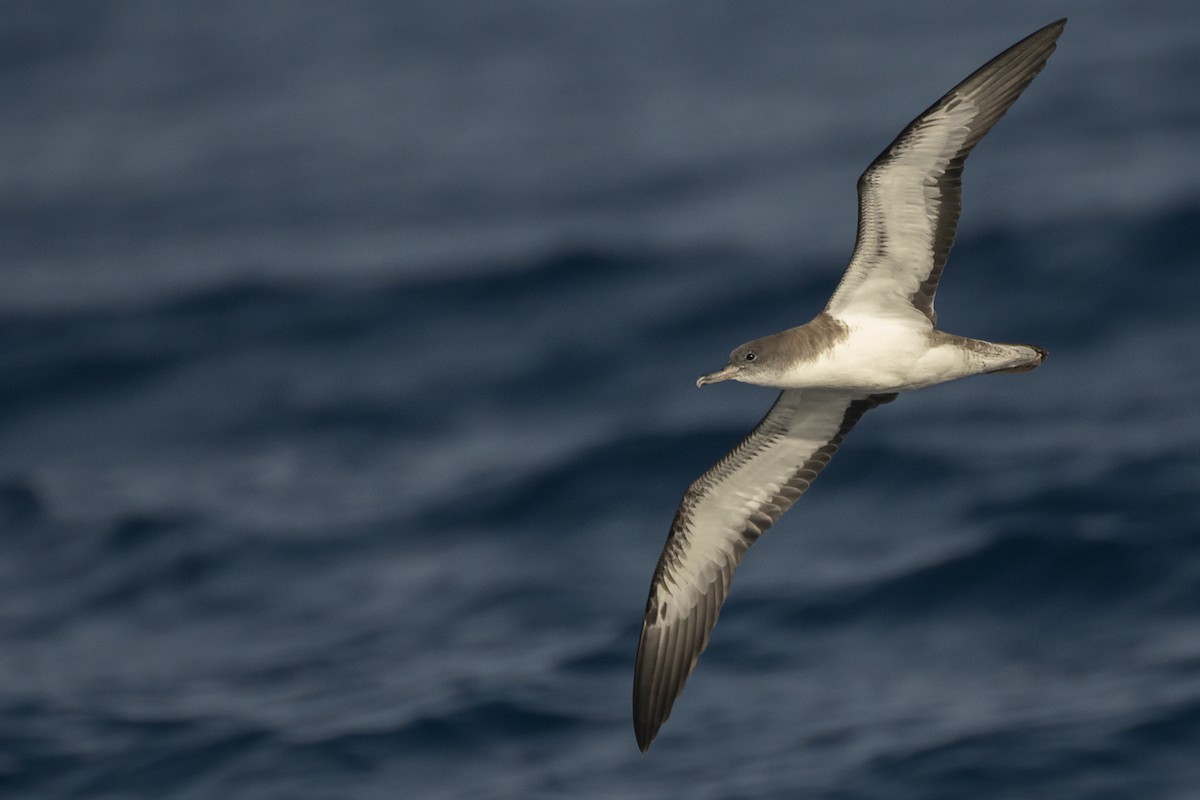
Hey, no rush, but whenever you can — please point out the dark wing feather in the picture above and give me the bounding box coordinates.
[633,389,895,750]
[826,19,1065,326]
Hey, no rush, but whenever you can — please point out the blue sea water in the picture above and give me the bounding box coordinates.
[2,1,1200,798]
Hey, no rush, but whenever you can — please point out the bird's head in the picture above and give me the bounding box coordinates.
[696,336,783,388]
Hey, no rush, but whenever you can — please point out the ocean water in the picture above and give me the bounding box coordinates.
[2,2,1200,798]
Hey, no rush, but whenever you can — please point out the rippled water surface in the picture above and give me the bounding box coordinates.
[3,2,1200,798]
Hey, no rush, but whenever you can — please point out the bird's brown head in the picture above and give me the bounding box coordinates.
[696,336,782,388]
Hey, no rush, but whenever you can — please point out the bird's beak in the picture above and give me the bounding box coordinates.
[696,365,740,388]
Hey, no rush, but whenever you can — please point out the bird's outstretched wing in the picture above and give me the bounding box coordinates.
[825,19,1064,327]
[633,389,896,750]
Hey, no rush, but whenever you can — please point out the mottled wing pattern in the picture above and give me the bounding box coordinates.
[826,19,1064,326]
[633,389,896,750]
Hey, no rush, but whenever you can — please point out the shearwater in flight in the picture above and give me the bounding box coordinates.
[634,19,1065,751]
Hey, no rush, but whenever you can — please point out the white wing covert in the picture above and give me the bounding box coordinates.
[826,20,1064,326]
[633,389,895,750]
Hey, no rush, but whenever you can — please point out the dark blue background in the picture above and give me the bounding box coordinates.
[2,2,1199,798]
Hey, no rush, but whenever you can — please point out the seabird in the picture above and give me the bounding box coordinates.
[634,19,1065,751]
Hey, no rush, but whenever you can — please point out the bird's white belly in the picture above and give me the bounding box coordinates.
[774,322,969,392]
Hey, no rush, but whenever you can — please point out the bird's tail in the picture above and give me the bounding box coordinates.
[986,343,1047,374]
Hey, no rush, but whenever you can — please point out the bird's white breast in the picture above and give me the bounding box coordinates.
[774,317,971,392]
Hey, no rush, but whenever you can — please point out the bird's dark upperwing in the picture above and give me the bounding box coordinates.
[825,19,1064,327]
[633,389,896,750]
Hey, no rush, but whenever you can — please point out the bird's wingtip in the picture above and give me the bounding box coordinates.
[634,719,656,752]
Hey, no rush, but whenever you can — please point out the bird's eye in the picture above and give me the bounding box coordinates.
[744,352,756,362]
